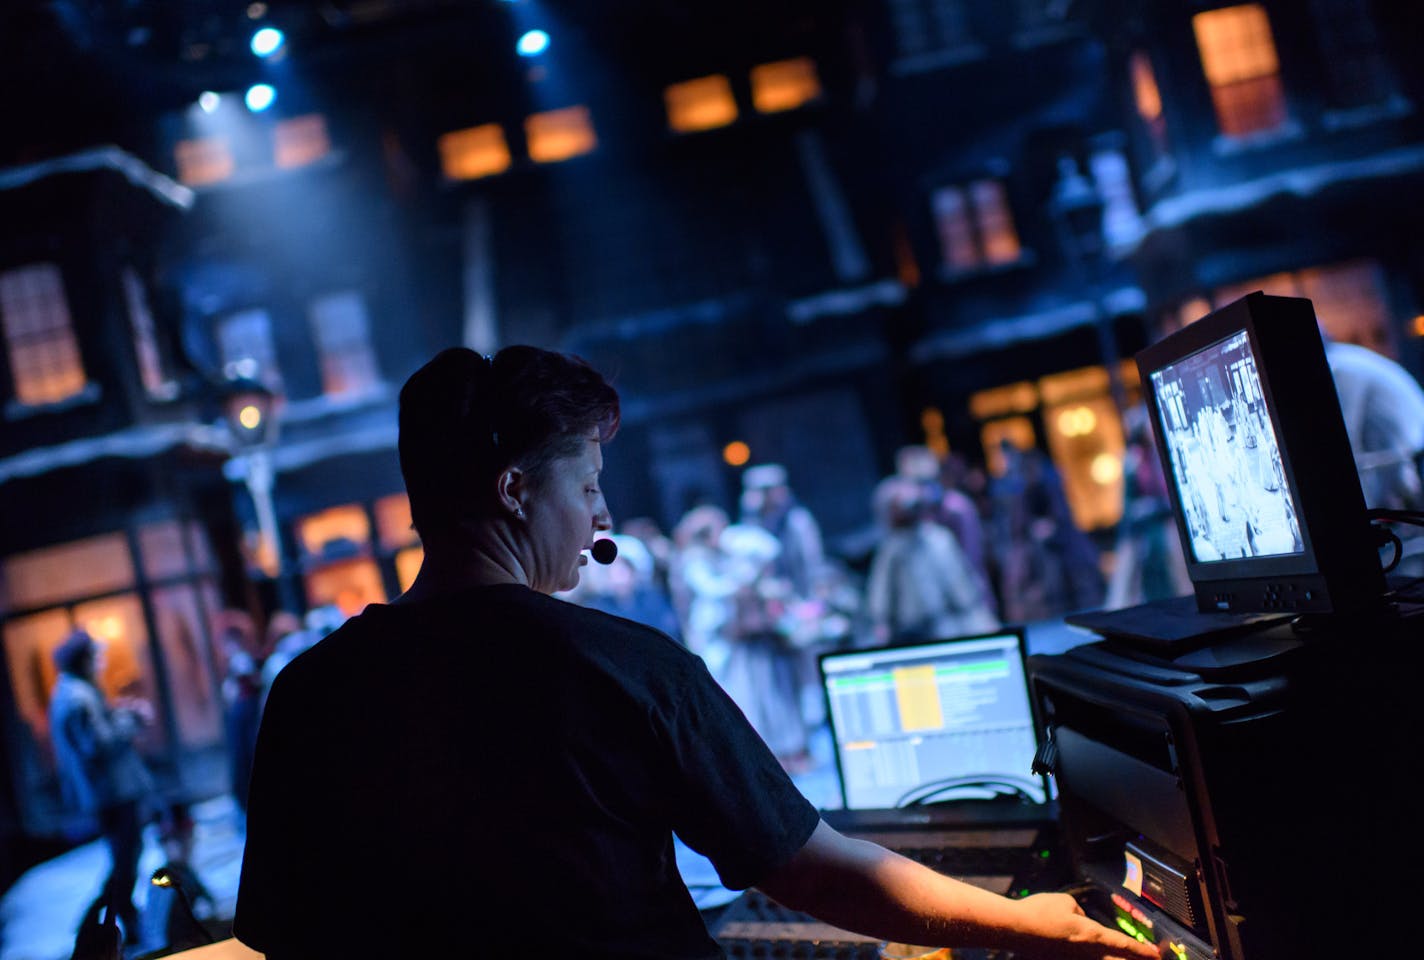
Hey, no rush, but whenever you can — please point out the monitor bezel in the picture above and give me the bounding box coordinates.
[1135,292,1384,615]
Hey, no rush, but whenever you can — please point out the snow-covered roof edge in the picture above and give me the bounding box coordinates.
[0,145,194,211]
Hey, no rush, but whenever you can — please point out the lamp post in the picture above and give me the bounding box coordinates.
[221,375,284,579]
[1049,153,1128,416]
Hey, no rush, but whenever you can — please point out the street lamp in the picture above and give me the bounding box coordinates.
[221,374,283,577]
[1049,153,1127,415]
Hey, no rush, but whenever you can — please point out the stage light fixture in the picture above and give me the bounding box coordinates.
[198,91,221,113]
[250,26,284,58]
[516,29,549,57]
[245,83,276,112]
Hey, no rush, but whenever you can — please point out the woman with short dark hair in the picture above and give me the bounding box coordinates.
[234,344,1157,960]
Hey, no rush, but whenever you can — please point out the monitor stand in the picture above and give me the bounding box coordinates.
[1064,594,1292,656]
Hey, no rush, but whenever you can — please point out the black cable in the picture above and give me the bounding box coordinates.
[1367,508,1424,527]
[1383,574,1424,602]
[150,864,216,948]
[1380,527,1404,573]
[896,774,1045,808]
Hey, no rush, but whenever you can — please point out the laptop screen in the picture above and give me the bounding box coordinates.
[818,630,1049,810]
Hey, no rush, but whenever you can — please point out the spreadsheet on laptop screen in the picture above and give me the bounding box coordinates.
[819,631,1049,810]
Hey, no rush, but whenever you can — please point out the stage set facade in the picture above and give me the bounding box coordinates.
[1,0,1421,887]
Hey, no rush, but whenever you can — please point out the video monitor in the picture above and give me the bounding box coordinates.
[1136,292,1385,615]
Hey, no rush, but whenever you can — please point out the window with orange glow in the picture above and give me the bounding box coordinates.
[1,595,164,752]
[525,106,597,163]
[751,58,821,113]
[932,187,978,272]
[1039,367,1126,530]
[972,366,1128,530]
[305,558,387,616]
[1038,366,1111,407]
[969,381,1038,420]
[74,593,166,751]
[1043,394,1125,531]
[374,493,419,551]
[308,291,381,397]
[274,114,331,169]
[0,263,87,407]
[1174,296,1212,333]
[1131,51,1163,123]
[920,407,950,458]
[665,75,739,133]
[1193,4,1287,137]
[3,609,75,740]
[138,521,196,581]
[970,180,1021,265]
[297,504,372,560]
[1297,261,1395,357]
[932,179,1021,274]
[981,418,1037,477]
[1209,259,1396,358]
[150,584,222,747]
[1129,50,1169,155]
[3,534,134,614]
[2,527,226,826]
[439,123,511,180]
[174,137,234,186]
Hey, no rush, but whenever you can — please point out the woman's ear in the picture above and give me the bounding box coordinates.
[497,466,528,520]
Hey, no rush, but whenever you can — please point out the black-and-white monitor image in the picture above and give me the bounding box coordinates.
[1149,330,1304,564]
[819,631,1047,810]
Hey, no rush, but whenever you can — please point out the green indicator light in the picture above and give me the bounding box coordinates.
[1018,888,1030,898]
[1038,849,1051,859]
[1115,918,1145,941]
[1168,943,1187,960]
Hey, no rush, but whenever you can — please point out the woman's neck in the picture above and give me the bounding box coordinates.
[393,544,527,604]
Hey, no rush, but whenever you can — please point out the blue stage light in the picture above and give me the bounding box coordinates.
[516,29,549,57]
[250,26,284,58]
[198,91,221,113]
[245,84,276,112]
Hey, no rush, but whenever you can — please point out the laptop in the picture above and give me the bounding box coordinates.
[817,628,1056,832]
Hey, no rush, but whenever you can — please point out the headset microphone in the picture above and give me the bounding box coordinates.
[591,538,619,565]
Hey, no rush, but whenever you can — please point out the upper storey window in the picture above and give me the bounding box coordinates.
[750,58,822,114]
[525,106,597,164]
[439,123,512,181]
[308,291,380,398]
[1309,0,1400,113]
[887,0,981,74]
[0,263,87,407]
[1193,4,1287,138]
[665,75,738,133]
[1130,51,1169,156]
[932,179,1022,276]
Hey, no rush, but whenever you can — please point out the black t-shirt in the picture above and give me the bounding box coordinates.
[233,584,819,959]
